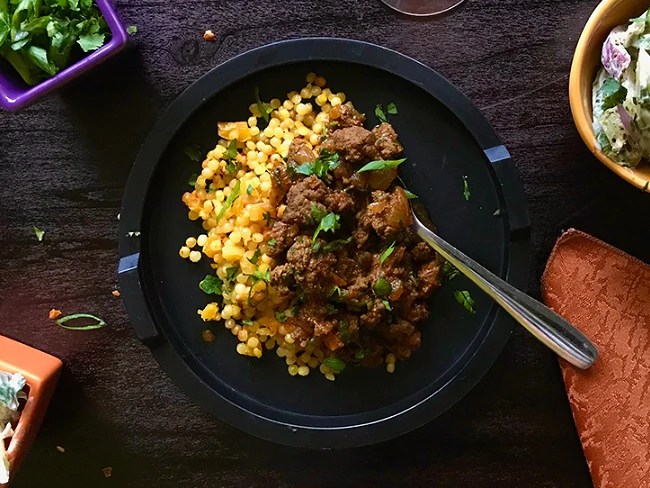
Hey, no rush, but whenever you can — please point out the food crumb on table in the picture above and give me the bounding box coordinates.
[56,446,65,453]
[102,467,112,478]
[111,290,121,297]
[203,30,216,41]
[48,309,62,320]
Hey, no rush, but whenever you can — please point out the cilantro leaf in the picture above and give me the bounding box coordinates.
[254,86,273,123]
[227,139,238,160]
[274,311,287,323]
[442,262,460,281]
[295,151,339,180]
[386,102,398,115]
[310,203,327,223]
[380,241,395,264]
[323,357,346,372]
[126,25,137,35]
[247,184,253,195]
[312,212,340,243]
[77,32,104,52]
[323,236,353,252]
[184,144,203,162]
[267,238,276,246]
[199,275,223,295]
[225,267,239,282]
[372,278,392,297]
[215,180,241,223]
[382,299,392,311]
[355,349,367,359]
[252,269,271,282]
[375,105,387,123]
[454,290,476,314]
[356,158,406,173]
[599,78,628,111]
[263,212,273,226]
[404,189,418,199]
[248,249,261,264]
[462,176,470,201]
[188,173,198,186]
[34,226,44,242]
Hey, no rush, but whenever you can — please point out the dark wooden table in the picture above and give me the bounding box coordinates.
[2,0,650,486]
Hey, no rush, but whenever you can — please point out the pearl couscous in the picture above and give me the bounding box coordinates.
[180,73,353,380]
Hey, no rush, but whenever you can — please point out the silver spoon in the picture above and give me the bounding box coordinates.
[411,211,598,369]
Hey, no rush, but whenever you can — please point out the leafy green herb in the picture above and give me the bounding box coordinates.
[267,238,276,246]
[375,105,387,123]
[274,311,287,323]
[356,158,407,173]
[380,241,396,264]
[188,173,198,186]
[254,86,273,122]
[328,285,343,300]
[227,139,238,160]
[323,357,346,372]
[310,203,328,223]
[323,236,353,252]
[185,144,203,162]
[248,249,261,265]
[295,151,340,179]
[263,212,273,226]
[382,299,392,311]
[373,278,392,297]
[326,303,338,314]
[306,337,315,346]
[386,102,398,115]
[442,262,460,281]
[225,160,241,174]
[215,180,241,223]
[252,269,271,283]
[404,189,418,199]
[34,226,44,242]
[0,0,111,85]
[199,275,223,295]
[599,78,628,111]
[56,313,106,331]
[241,319,254,326]
[247,268,271,306]
[312,212,340,243]
[338,320,351,343]
[225,267,239,282]
[454,290,476,314]
[462,176,470,201]
[247,184,254,195]
[126,25,138,35]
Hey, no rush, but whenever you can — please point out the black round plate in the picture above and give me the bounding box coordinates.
[118,38,530,448]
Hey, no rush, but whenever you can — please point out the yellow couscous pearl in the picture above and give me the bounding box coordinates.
[298,365,310,376]
[179,246,190,258]
[189,251,201,262]
[387,363,396,373]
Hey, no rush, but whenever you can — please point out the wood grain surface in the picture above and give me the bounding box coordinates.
[1,0,649,486]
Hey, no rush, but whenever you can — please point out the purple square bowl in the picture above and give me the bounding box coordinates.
[0,0,128,111]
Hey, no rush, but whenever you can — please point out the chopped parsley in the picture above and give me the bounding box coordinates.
[34,226,44,242]
[380,241,396,264]
[375,105,387,123]
[241,319,254,326]
[328,285,343,300]
[126,25,138,35]
[355,349,367,359]
[267,238,277,246]
[312,212,341,243]
[188,173,198,186]
[382,299,392,311]
[386,102,398,115]
[338,320,351,343]
[199,275,223,295]
[356,158,407,173]
[254,86,273,122]
[373,278,392,297]
[454,290,476,315]
[462,176,470,201]
[248,249,261,265]
[323,357,346,372]
[274,311,288,323]
[404,189,418,199]
[225,267,239,282]
[184,144,202,162]
[599,78,628,111]
[442,262,460,281]
[310,203,328,223]
[247,184,254,195]
[323,236,353,252]
[227,139,238,160]
[215,180,241,223]
[295,151,340,179]
[263,212,273,226]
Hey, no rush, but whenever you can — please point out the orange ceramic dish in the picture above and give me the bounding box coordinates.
[0,336,62,487]
[569,0,650,193]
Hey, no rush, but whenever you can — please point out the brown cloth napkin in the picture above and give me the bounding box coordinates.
[541,228,650,488]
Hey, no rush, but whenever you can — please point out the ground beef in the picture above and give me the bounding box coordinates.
[269,166,292,207]
[267,120,442,370]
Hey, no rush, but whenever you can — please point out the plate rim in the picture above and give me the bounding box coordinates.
[118,37,531,448]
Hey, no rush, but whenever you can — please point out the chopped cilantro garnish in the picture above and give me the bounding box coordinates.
[241,319,254,326]
[267,238,276,246]
[442,262,460,281]
[295,151,340,179]
[274,311,287,323]
[263,212,273,226]
[375,105,387,123]
[126,25,138,35]
[215,180,241,223]
[199,275,223,295]
[188,173,198,186]
[599,78,628,111]
[328,286,343,300]
[323,236,353,252]
[225,267,239,282]
[404,189,418,199]
[454,290,476,315]
[312,212,340,243]
[254,86,274,122]
[34,226,44,242]
[227,139,238,160]
[355,349,367,360]
[252,269,271,282]
[382,299,392,311]
[373,278,392,297]
[323,357,346,371]
[386,102,398,115]
[185,144,203,162]
[356,158,406,173]
[310,203,328,223]
[462,176,470,201]
[380,241,396,265]
[248,249,261,264]
[247,184,254,195]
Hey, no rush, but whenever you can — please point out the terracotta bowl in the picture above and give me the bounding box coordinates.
[569,0,650,193]
[0,336,62,487]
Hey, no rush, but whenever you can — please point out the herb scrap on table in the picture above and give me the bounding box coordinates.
[462,175,470,201]
[454,290,476,315]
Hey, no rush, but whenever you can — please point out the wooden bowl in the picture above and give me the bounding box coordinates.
[0,336,62,487]
[569,0,650,193]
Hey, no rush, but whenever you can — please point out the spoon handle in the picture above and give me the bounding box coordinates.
[413,218,598,369]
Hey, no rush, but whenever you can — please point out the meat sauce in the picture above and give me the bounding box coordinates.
[267,103,443,368]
